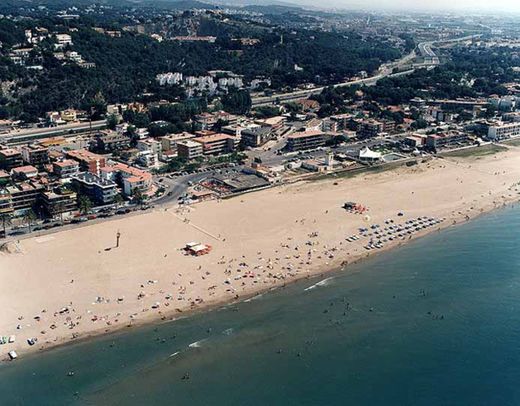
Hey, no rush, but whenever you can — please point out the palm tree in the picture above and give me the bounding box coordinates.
[78,196,92,215]
[0,212,12,238]
[114,193,124,208]
[132,188,145,208]
[23,209,37,233]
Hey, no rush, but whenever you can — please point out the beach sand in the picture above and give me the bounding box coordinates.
[2,146,520,358]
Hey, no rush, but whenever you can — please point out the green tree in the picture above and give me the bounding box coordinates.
[107,114,119,130]
[78,196,92,215]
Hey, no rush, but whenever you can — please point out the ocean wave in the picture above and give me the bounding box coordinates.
[222,328,234,336]
[244,293,264,303]
[188,339,207,348]
[169,351,180,358]
[304,277,335,291]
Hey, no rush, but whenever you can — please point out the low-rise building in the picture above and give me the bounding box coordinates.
[192,133,237,155]
[12,165,38,180]
[404,135,427,148]
[0,189,13,216]
[487,121,520,140]
[137,150,157,168]
[285,130,331,152]
[325,114,353,133]
[425,132,469,150]
[41,189,77,217]
[53,159,80,179]
[95,130,130,152]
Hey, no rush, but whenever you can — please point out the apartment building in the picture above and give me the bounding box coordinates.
[0,148,23,171]
[286,130,331,152]
[111,163,153,196]
[254,116,286,136]
[5,182,45,213]
[66,149,106,175]
[72,172,118,205]
[192,133,237,155]
[41,189,78,216]
[177,140,204,160]
[53,159,80,179]
[241,126,273,147]
[487,121,520,140]
[21,144,49,169]
[95,131,130,152]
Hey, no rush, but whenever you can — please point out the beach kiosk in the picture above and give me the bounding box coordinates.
[184,242,212,256]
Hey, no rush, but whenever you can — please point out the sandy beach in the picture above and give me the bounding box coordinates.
[2,145,520,358]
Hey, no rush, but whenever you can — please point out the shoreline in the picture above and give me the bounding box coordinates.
[2,148,520,360]
[2,203,507,362]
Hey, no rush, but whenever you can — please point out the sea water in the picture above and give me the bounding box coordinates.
[1,205,520,405]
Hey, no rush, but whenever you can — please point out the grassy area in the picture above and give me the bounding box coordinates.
[440,144,508,158]
[502,138,520,147]
[310,159,416,182]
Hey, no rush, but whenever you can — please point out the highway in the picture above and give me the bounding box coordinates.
[250,35,479,108]
[1,120,106,146]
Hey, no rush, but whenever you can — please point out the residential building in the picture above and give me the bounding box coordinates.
[425,132,469,150]
[21,144,49,169]
[192,133,237,155]
[325,114,352,133]
[11,165,38,180]
[55,33,73,47]
[0,189,13,216]
[0,148,23,171]
[177,140,204,160]
[66,149,106,175]
[195,111,238,130]
[241,126,273,147]
[286,130,331,152]
[41,189,77,217]
[60,109,77,122]
[160,133,195,152]
[137,150,157,168]
[111,163,153,196]
[254,116,286,135]
[404,135,427,148]
[137,138,162,157]
[72,172,118,205]
[357,120,384,139]
[53,159,80,179]
[5,182,45,212]
[487,121,520,141]
[95,131,130,152]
